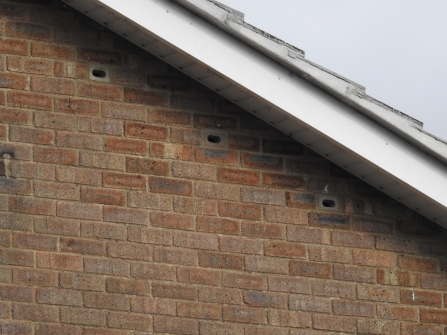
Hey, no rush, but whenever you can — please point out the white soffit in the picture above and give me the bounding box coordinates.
[63,0,447,229]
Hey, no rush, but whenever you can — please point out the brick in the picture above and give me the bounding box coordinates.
[334,264,376,283]
[147,74,190,90]
[0,266,11,283]
[332,299,375,317]
[223,273,266,290]
[61,307,105,327]
[331,230,375,248]
[0,125,6,140]
[243,291,287,309]
[178,301,221,320]
[128,191,172,210]
[149,108,191,126]
[10,126,54,145]
[289,295,331,313]
[104,206,148,224]
[35,111,75,130]
[353,249,396,268]
[308,177,350,195]
[197,216,240,235]
[269,310,311,329]
[421,273,447,290]
[219,235,263,254]
[268,276,311,294]
[242,153,283,171]
[35,324,81,335]
[101,101,145,121]
[31,76,75,95]
[194,113,236,130]
[377,304,418,321]
[131,262,175,281]
[108,241,152,260]
[173,231,218,250]
[195,148,238,165]
[36,252,82,271]
[80,151,125,170]
[105,137,147,155]
[309,212,350,229]
[241,187,285,206]
[177,267,220,286]
[7,21,50,40]
[228,134,260,152]
[313,314,355,333]
[0,72,27,89]
[262,138,304,155]
[34,217,79,236]
[217,167,259,185]
[198,286,241,305]
[9,196,55,216]
[196,181,239,201]
[78,82,122,101]
[308,245,352,263]
[289,260,331,279]
[13,232,57,251]
[421,309,447,324]
[173,161,216,180]
[376,235,419,253]
[107,311,152,331]
[0,249,33,267]
[199,321,243,335]
[8,91,52,110]
[149,176,191,195]
[106,277,150,296]
[401,289,442,306]
[56,166,101,185]
[377,269,420,287]
[78,48,121,65]
[112,69,145,86]
[34,181,79,200]
[60,237,105,256]
[0,285,33,302]
[0,39,28,55]
[219,202,261,220]
[245,326,288,335]
[264,206,307,225]
[124,87,168,106]
[13,268,57,287]
[263,172,305,190]
[286,192,316,209]
[54,61,87,79]
[398,255,438,272]
[13,303,58,322]
[57,201,102,221]
[245,255,288,274]
[401,323,442,335]
[0,177,32,196]
[151,142,194,160]
[351,216,394,234]
[242,220,285,239]
[357,284,399,302]
[131,296,176,316]
[126,122,168,140]
[357,319,398,335]
[78,116,123,135]
[104,172,146,190]
[0,322,32,335]
[199,251,243,270]
[171,94,212,112]
[10,161,54,181]
[85,257,129,276]
[173,196,217,215]
[55,98,99,115]
[34,146,77,165]
[36,287,82,307]
[0,142,32,161]
[285,157,330,175]
[154,246,197,265]
[313,279,355,299]
[171,127,200,145]
[56,131,102,150]
[265,241,306,259]
[154,315,198,335]
[153,282,196,301]
[128,226,173,246]
[127,157,168,175]
[81,187,125,206]
[223,305,265,324]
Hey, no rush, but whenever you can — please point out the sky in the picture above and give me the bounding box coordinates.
[220,0,447,140]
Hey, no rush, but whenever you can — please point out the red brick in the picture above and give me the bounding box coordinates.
[357,319,398,335]
[219,201,261,220]
[173,196,217,215]
[398,255,438,272]
[357,284,399,302]
[0,177,32,196]
[61,307,105,327]
[286,191,316,209]
[222,273,266,290]
[265,241,306,259]
[0,142,33,161]
[79,152,125,171]
[128,191,172,210]
[128,226,173,246]
[34,111,75,130]
[0,125,6,140]
[263,172,305,190]
[332,299,375,317]
[219,235,263,254]
[78,48,121,65]
[101,101,146,121]
[377,269,420,287]
[131,262,175,281]
[106,277,150,296]
[171,127,200,145]
[401,323,443,335]
[217,167,259,185]
[13,232,57,251]
[107,311,152,331]
[103,206,148,225]
[421,309,447,324]
[54,61,87,79]
[153,282,196,301]
[197,216,240,235]
[131,296,176,316]
[193,113,236,129]
[7,21,50,40]
[127,157,168,175]
[56,166,102,185]
[60,272,104,292]
[124,87,168,106]
[199,321,243,335]
[309,212,350,229]
[10,161,54,180]
[198,286,241,305]
[56,131,101,150]
[0,249,33,267]
[154,315,198,335]
[85,257,129,276]
[149,176,191,196]
[151,142,194,160]
[125,122,168,140]
[81,187,125,206]
[313,279,355,299]
[0,322,32,335]
[199,251,243,270]
[150,212,194,230]
[242,220,285,239]
[0,72,27,89]
[36,287,82,307]
[353,249,396,268]
[34,146,77,165]
[228,134,260,152]
[264,205,307,225]
[377,304,418,321]
[178,301,221,320]
[0,285,33,302]
[245,255,288,274]
[331,230,375,248]
[31,76,75,95]
[55,98,99,115]
[57,201,102,221]
[223,305,265,324]
[177,267,220,286]
[308,245,352,264]
[35,324,81,335]
[421,273,447,290]
[154,246,197,265]
[105,137,147,155]
[313,314,355,333]
[269,310,311,329]
[334,264,376,283]
[149,108,191,126]
[13,303,58,322]
[401,289,442,306]
[290,260,331,279]
[0,39,28,55]
[9,196,55,216]
[241,187,285,206]
[242,153,283,171]
[173,231,218,250]
[10,126,54,145]
[60,237,105,256]
[34,180,79,200]
[33,217,79,237]
[107,241,152,260]
[173,161,216,181]
[195,148,238,166]
[36,252,82,271]
[13,268,57,287]
[78,116,123,135]
[268,276,311,294]
[8,91,52,110]
[196,181,239,201]
[243,291,287,309]
[78,82,122,101]
[104,172,146,190]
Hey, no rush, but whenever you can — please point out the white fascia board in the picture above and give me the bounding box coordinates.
[77,0,447,228]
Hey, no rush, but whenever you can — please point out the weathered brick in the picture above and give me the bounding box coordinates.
[197,216,240,235]
[334,264,376,283]
[153,282,196,301]
[149,108,191,126]
[173,196,217,215]
[56,166,102,185]
[78,48,121,65]
[131,262,175,281]
[154,315,198,335]
[357,284,399,302]
[309,212,350,229]
[54,61,87,79]
[241,187,285,206]
[194,113,236,130]
[351,216,394,234]
[13,303,58,322]
[401,289,442,306]
[264,205,307,225]
[0,39,28,55]
[199,321,244,335]
[34,146,78,165]
[9,196,55,216]
[171,127,200,145]
[13,268,57,287]
[217,167,259,186]
[268,310,311,329]
[79,151,125,170]
[127,157,169,175]
[313,279,355,299]
[242,220,285,239]
[107,311,152,331]
[60,307,105,327]
[313,314,355,333]
[0,322,32,335]
[9,91,52,110]
[198,286,241,305]
[104,206,148,224]
[308,245,352,264]
[35,111,75,130]
[149,176,191,195]
[128,191,172,210]
[60,237,105,256]
[128,226,173,246]
[31,76,75,95]
[107,241,152,260]
[57,201,102,221]
[13,232,57,251]
[56,131,102,150]
[173,231,218,250]
[78,116,123,135]
[219,235,263,254]
[290,260,331,279]
[104,172,146,190]
[0,72,27,89]
[242,153,283,171]
[223,305,265,324]
[265,241,306,259]
[78,82,122,101]
[377,269,420,287]
[286,191,316,209]
[10,161,54,181]
[199,251,243,270]
[228,134,260,152]
[223,273,266,290]
[219,202,261,220]
[154,246,197,265]
[196,148,238,166]
[124,87,168,106]
[34,180,79,200]
[401,322,443,335]
[171,94,212,112]
[36,287,82,306]
[151,142,194,160]
[34,217,79,237]
[10,126,54,145]
[421,309,447,324]
[126,122,168,140]
[0,177,32,196]
[243,291,287,309]
[105,137,147,155]
[196,181,239,201]
[177,267,220,286]
[85,257,129,276]
[81,187,125,206]
[55,98,99,115]
[357,319,398,335]
[332,299,375,317]
[289,294,331,313]
[131,296,176,316]
[245,255,288,274]
[268,276,311,294]
[398,255,438,272]
[35,324,81,335]
[36,252,82,271]
[0,249,33,267]
[7,21,50,40]
[173,161,216,181]
[332,230,375,248]
[377,304,418,321]
[178,301,221,320]
[421,273,447,290]
[353,249,396,268]
[263,172,305,190]
[106,277,150,296]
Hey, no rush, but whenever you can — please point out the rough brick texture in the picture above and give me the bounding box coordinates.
[0,1,446,334]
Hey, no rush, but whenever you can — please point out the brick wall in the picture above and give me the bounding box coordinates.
[0,1,446,334]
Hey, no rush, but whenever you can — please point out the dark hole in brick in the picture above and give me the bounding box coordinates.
[322,199,336,208]
[92,69,107,78]
[207,134,221,144]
